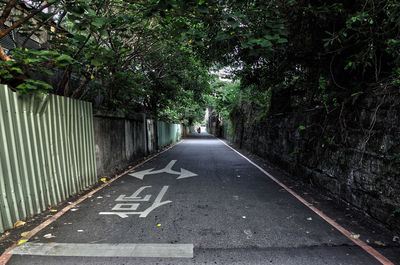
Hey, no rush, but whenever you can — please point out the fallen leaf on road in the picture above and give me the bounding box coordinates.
[14,221,26,228]
[20,231,30,237]
[50,209,57,212]
[43,234,56,239]
[374,241,386,246]
[157,224,161,227]
[351,234,360,239]
[17,239,28,246]
[100,178,107,183]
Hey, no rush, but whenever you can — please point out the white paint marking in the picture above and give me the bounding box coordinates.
[116,186,152,202]
[128,168,154,180]
[10,243,194,258]
[112,203,140,211]
[99,186,172,218]
[244,229,253,239]
[138,185,171,217]
[177,168,198,179]
[129,160,198,180]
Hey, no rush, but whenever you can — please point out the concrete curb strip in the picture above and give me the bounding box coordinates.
[0,140,183,265]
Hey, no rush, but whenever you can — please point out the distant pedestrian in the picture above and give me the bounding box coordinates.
[197,127,201,133]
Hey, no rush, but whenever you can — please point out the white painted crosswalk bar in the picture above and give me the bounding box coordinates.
[10,243,194,258]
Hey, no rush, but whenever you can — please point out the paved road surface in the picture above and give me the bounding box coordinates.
[7,133,388,264]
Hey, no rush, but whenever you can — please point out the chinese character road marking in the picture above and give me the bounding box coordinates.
[99,186,171,218]
[129,160,197,180]
[116,186,152,202]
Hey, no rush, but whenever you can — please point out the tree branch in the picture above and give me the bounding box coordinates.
[0,1,55,40]
[21,5,63,48]
[0,0,18,30]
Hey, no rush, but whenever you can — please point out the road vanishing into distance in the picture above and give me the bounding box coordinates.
[5,133,392,264]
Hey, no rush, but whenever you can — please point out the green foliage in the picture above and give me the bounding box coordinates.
[394,153,400,177]
[208,80,241,121]
[392,208,400,217]
[2,0,399,125]
[17,79,52,95]
[0,0,213,123]
[0,48,72,94]
[325,137,336,146]
[290,146,300,157]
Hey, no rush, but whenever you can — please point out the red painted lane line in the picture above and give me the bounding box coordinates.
[0,140,183,265]
[218,139,394,265]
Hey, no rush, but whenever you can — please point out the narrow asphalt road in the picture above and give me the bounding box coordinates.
[7,133,389,264]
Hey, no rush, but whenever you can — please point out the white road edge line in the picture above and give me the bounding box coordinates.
[10,243,194,258]
[216,137,394,265]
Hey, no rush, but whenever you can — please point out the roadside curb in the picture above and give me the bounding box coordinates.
[0,140,184,265]
[216,137,395,265]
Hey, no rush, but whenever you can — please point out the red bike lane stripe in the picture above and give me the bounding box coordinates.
[0,140,183,265]
[218,138,394,265]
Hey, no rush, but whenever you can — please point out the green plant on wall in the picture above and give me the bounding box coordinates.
[0,49,72,95]
[392,208,400,217]
[394,153,400,178]
[290,146,301,157]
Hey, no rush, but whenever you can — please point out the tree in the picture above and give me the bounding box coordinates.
[0,0,58,61]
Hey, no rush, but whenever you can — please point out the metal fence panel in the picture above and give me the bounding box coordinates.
[0,85,97,233]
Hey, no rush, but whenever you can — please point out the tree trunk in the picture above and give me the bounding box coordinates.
[0,44,11,61]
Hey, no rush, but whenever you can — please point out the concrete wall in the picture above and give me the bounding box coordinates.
[157,121,183,148]
[211,90,400,233]
[94,112,147,176]
[94,112,183,177]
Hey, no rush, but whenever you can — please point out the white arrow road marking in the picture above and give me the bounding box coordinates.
[177,168,198,179]
[129,168,154,180]
[128,160,198,180]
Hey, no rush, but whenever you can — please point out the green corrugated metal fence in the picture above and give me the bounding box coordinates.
[0,85,97,233]
[157,121,182,148]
